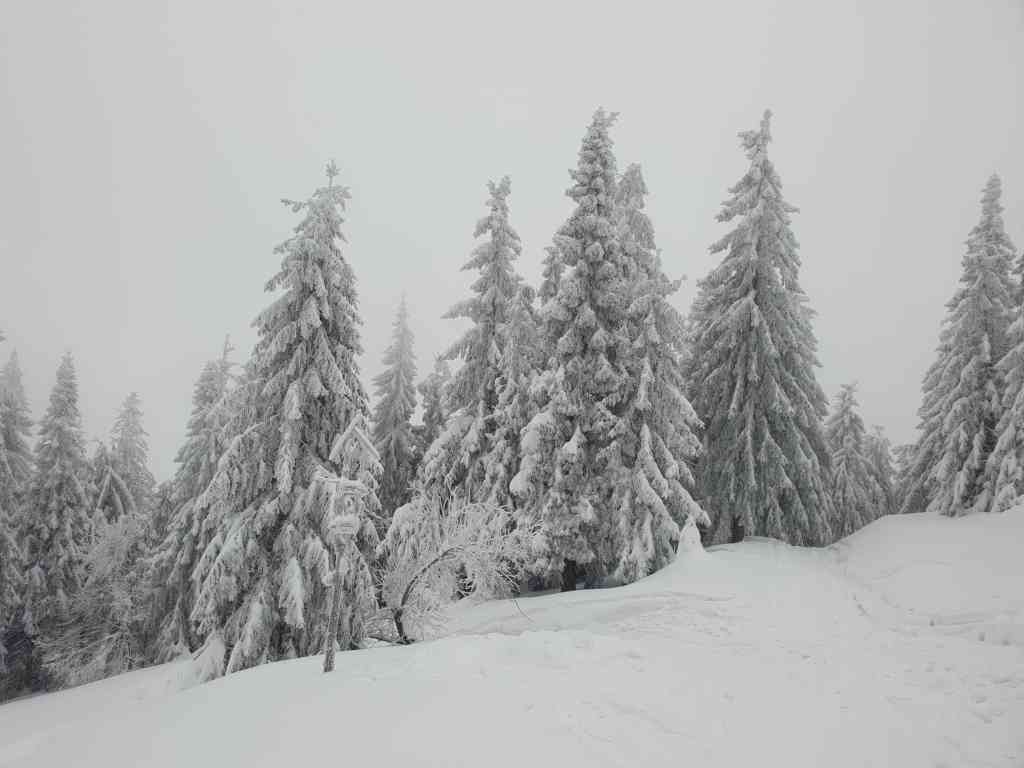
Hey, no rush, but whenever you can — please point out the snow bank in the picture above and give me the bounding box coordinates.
[1,510,1021,767]
[835,506,1024,647]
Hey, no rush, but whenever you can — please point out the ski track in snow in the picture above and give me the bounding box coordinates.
[0,511,1022,767]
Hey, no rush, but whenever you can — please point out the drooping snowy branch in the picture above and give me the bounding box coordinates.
[378,495,535,643]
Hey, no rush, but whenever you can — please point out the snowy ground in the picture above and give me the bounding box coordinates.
[1,509,1022,767]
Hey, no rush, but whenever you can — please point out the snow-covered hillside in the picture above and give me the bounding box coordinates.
[2,510,1021,768]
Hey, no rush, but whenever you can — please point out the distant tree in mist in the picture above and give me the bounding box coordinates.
[371,297,418,517]
[420,176,524,503]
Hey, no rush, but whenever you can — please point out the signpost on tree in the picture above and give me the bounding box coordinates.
[322,414,380,674]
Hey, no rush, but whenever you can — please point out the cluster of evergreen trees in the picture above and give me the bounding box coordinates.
[370,109,903,582]
[0,109,1016,699]
[0,343,156,693]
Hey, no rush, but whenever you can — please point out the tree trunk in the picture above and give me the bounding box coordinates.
[560,559,578,592]
[729,516,746,544]
[392,607,410,645]
[391,545,459,645]
[323,545,346,673]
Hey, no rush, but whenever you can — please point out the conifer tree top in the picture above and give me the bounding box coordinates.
[33,353,86,483]
[40,353,83,443]
[564,108,618,217]
[443,175,522,411]
[827,383,866,450]
[967,173,1015,266]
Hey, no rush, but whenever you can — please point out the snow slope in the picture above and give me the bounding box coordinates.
[2,510,1022,767]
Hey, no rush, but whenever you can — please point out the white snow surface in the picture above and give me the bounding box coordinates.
[2,509,1022,767]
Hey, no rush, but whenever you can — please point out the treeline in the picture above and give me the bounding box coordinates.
[0,108,1017,698]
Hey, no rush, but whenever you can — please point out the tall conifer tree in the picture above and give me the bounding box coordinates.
[420,176,523,501]
[979,300,1024,513]
[904,175,1017,517]
[479,285,542,508]
[110,392,155,511]
[865,426,895,519]
[0,341,28,671]
[687,110,833,545]
[610,163,706,582]
[825,384,876,537]
[512,109,632,588]
[189,163,381,676]
[1,350,34,497]
[371,297,418,516]
[23,354,91,635]
[150,341,236,657]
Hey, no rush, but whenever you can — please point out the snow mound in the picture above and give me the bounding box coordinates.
[1,509,1022,767]
[835,507,1024,648]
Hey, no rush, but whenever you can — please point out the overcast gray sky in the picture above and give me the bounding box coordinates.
[2,0,1022,480]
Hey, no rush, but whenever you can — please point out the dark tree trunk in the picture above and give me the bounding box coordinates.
[729,516,746,544]
[323,545,346,673]
[391,545,460,645]
[560,559,578,592]
[178,574,196,653]
[583,562,601,589]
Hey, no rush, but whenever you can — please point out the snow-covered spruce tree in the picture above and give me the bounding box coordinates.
[189,163,381,677]
[906,174,1017,517]
[0,477,20,676]
[22,353,91,638]
[824,384,877,538]
[0,443,22,675]
[865,425,895,519]
[149,342,237,659]
[1,350,34,501]
[413,356,451,459]
[896,364,942,517]
[109,392,155,512]
[0,343,29,674]
[608,163,707,583]
[979,305,1024,513]
[180,339,237,503]
[420,176,523,502]
[511,109,632,588]
[479,284,543,507]
[687,110,833,546]
[371,297,418,517]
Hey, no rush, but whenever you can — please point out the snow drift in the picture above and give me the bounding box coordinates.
[1,508,1021,768]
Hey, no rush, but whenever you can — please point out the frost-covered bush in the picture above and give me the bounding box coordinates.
[378,495,534,643]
